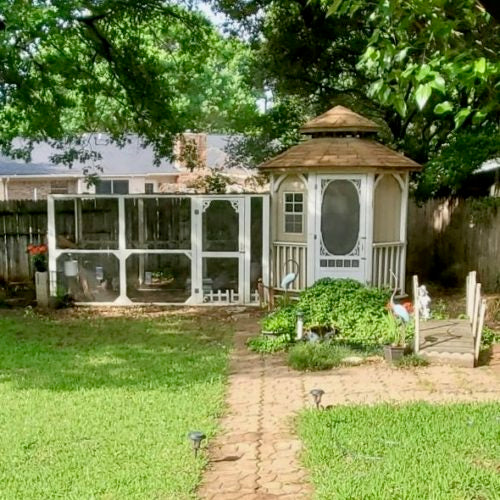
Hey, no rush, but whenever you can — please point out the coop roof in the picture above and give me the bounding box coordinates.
[300,105,380,134]
[259,137,421,171]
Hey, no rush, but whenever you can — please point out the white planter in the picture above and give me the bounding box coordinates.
[35,271,49,308]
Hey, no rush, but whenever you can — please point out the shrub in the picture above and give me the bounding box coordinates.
[260,304,297,335]
[287,342,362,371]
[247,334,292,354]
[481,326,499,348]
[262,279,394,346]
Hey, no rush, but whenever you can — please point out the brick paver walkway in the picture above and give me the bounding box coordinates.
[199,316,311,499]
[199,314,500,500]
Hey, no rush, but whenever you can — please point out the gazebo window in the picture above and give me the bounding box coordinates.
[283,192,303,233]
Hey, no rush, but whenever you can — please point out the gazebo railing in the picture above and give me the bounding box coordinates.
[273,241,307,291]
[372,241,405,292]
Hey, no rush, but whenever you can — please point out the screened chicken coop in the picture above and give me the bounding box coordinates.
[48,194,269,305]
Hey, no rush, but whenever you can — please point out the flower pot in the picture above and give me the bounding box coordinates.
[35,271,49,308]
[383,345,405,363]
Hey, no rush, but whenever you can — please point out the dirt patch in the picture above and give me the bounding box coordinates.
[31,305,263,323]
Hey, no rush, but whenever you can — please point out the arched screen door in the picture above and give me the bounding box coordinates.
[314,175,367,283]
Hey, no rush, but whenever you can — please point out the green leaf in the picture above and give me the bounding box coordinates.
[416,64,431,82]
[474,57,486,75]
[394,96,407,117]
[430,75,446,94]
[394,48,408,63]
[434,101,453,115]
[415,84,432,109]
[327,0,345,16]
[454,108,472,129]
[401,64,416,79]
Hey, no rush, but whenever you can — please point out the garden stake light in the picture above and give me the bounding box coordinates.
[188,431,206,457]
[296,309,304,340]
[310,389,325,409]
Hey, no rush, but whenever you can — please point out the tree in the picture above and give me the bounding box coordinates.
[0,0,259,166]
[214,0,499,197]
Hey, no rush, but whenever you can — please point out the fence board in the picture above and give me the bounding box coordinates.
[407,198,500,292]
[0,201,47,282]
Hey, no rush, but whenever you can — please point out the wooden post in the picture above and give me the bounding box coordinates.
[412,275,420,354]
[471,283,481,340]
[474,299,487,365]
[466,271,476,320]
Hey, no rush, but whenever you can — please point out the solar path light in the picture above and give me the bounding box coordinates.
[309,389,325,409]
[188,431,206,457]
[296,309,304,340]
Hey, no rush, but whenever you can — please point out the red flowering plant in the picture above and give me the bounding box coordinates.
[27,244,48,272]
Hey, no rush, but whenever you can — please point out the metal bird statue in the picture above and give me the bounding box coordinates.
[388,271,410,323]
[280,259,300,290]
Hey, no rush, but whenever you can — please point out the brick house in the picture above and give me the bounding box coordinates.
[0,133,259,200]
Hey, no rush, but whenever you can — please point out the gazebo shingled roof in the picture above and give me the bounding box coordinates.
[300,105,380,134]
[259,106,422,171]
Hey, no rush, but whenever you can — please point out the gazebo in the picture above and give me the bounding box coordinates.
[260,105,422,294]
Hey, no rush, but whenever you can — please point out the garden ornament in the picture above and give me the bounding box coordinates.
[418,285,431,320]
[280,259,300,290]
[388,271,410,323]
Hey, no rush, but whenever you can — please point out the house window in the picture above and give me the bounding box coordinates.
[95,180,129,194]
[113,180,129,194]
[145,183,154,194]
[283,192,304,233]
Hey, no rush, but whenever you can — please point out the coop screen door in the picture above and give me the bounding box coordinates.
[199,198,244,303]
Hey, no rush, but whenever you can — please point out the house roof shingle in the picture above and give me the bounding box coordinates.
[259,137,421,171]
[0,134,234,177]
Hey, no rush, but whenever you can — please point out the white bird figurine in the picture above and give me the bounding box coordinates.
[280,259,300,290]
[388,271,410,323]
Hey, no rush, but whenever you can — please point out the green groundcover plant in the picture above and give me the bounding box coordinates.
[298,402,500,499]
[254,279,395,352]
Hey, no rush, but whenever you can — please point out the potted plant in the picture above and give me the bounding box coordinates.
[383,312,407,363]
[27,244,49,307]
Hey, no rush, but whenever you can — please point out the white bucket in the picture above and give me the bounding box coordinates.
[64,259,79,277]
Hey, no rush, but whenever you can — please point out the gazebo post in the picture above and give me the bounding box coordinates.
[306,173,317,287]
[399,173,410,294]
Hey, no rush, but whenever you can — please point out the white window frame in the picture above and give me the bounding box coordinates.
[283,191,304,234]
[96,179,130,195]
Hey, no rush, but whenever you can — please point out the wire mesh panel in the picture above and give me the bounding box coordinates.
[202,257,239,303]
[202,200,239,252]
[126,253,191,303]
[54,198,119,250]
[250,197,263,300]
[56,253,120,302]
[125,198,191,249]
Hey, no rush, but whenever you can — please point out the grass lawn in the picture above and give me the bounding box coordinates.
[298,402,500,499]
[0,310,232,499]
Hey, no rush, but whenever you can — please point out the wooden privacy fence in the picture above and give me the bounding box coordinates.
[0,201,48,282]
[407,198,500,293]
